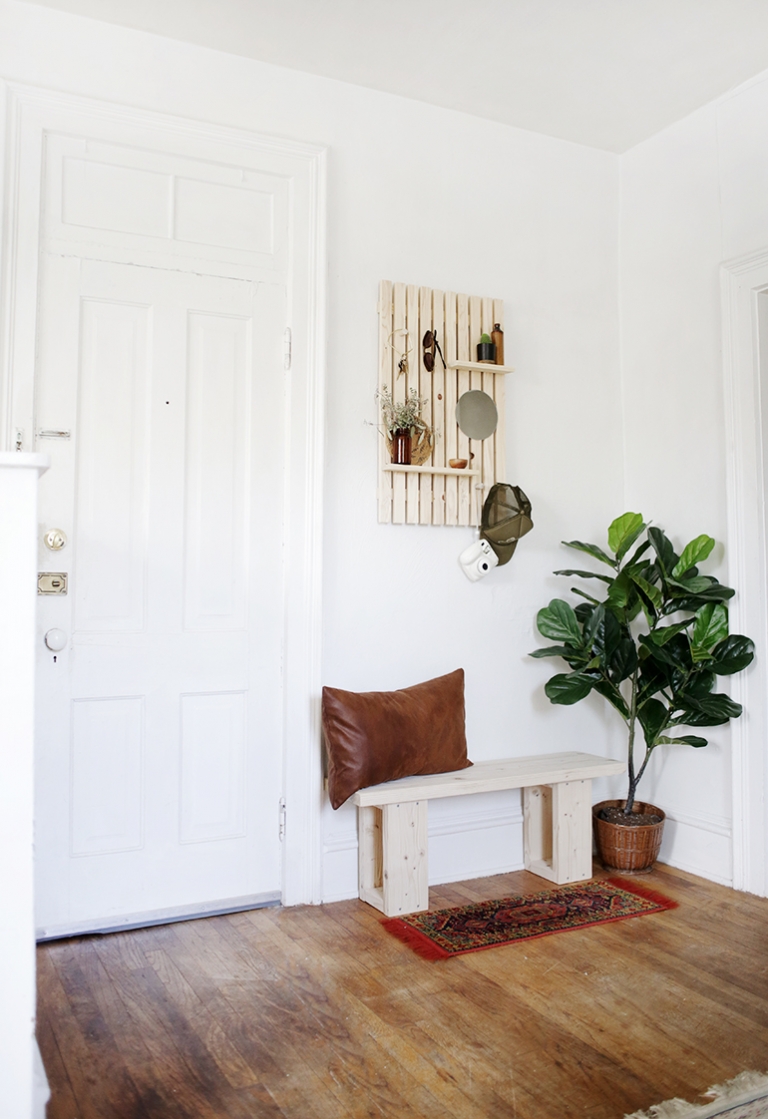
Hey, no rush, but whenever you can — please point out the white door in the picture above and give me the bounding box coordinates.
[34,252,287,936]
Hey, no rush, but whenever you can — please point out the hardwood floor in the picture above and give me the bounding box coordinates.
[37,864,768,1119]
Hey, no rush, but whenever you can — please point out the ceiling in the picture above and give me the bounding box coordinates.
[16,0,768,151]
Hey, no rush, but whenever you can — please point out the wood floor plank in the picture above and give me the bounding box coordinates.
[43,940,153,1119]
[91,932,257,1119]
[163,920,356,1119]
[221,913,446,1119]
[34,1004,80,1119]
[37,864,768,1119]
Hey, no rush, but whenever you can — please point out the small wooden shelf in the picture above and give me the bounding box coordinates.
[383,464,481,477]
[447,360,514,374]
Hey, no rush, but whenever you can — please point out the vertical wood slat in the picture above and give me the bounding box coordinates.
[405,283,420,524]
[444,292,459,526]
[493,296,506,491]
[431,290,446,526]
[468,294,483,525]
[377,282,507,527]
[481,294,495,525]
[377,281,393,524]
[418,286,433,525]
[456,293,471,526]
[391,283,407,524]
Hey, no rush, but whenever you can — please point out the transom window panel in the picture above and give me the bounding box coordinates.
[44,133,288,277]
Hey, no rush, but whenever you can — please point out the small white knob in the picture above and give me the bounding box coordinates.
[44,529,67,551]
[44,628,67,652]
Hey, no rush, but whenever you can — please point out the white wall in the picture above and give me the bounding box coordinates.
[619,71,768,886]
[0,0,624,908]
[0,456,49,1119]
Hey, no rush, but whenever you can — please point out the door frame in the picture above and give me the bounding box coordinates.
[0,82,326,907]
[721,248,768,898]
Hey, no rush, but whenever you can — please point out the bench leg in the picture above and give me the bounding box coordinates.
[357,801,428,916]
[358,805,383,909]
[524,779,593,884]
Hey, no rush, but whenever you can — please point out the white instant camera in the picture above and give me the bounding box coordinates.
[458,537,499,582]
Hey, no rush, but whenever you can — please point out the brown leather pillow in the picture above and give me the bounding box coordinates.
[322,669,472,809]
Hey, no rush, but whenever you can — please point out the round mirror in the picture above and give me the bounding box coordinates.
[455,390,498,440]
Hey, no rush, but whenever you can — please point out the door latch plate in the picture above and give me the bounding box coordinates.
[38,572,68,595]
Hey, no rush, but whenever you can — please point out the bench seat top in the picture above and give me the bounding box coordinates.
[351,751,624,807]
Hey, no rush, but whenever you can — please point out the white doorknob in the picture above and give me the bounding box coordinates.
[44,628,67,652]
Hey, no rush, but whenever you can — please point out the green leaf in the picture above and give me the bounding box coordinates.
[607,512,645,560]
[666,584,735,612]
[672,534,715,578]
[639,632,692,672]
[553,568,614,584]
[674,691,743,726]
[575,603,595,625]
[529,644,582,660]
[590,606,622,663]
[648,527,679,575]
[543,673,596,705]
[647,622,690,646]
[690,603,729,662]
[684,670,716,698]
[627,537,652,564]
[571,587,602,606]
[668,575,718,596]
[638,698,668,748]
[709,635,755,676]
[536,600,582,645]
[607,567,633,610]
[638,659,671,701]
[657,735,708,748]
[593,679,630,718]
[562,540,616,568]
[629,570,662,612]
[608,636,638,684]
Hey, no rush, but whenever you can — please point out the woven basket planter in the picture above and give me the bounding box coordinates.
[592,799,665,873]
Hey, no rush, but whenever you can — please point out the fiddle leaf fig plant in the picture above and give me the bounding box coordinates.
[530,513,755,816]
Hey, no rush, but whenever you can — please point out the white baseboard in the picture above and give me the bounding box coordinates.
[656,805,733,887]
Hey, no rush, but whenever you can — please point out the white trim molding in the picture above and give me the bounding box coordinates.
[0,82,327,910]
[721,248,768,896]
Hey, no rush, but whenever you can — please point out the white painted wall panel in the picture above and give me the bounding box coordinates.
[179,692,246,843]
[619,71,768,889]
[74,298,149,631]
[71,696,144,855]
[174,178,273,253]
[62,157,171,237]
[184,311,249,629]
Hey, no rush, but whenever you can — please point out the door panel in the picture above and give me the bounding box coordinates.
[35,257,286,935]
[75,297,150,631]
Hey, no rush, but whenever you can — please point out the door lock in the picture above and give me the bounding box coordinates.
[38,572,68,595]
[43,528,67,551]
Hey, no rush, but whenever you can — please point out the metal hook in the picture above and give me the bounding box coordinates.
[386,329,412,378]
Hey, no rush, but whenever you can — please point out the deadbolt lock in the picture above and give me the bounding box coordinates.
[43,528,67,551]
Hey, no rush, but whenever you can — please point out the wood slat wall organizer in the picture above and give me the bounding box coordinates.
[377,281,512,526]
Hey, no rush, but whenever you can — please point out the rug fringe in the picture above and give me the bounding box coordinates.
[624,1070,768,1118]
[381,918,449,960]
[606,877,680,911]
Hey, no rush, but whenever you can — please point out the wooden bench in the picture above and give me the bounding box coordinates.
[352,751,624,917]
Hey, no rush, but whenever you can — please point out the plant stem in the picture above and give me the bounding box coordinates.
[624,667,639,815]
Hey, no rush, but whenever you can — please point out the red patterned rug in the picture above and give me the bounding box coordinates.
[382,878,677,959]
